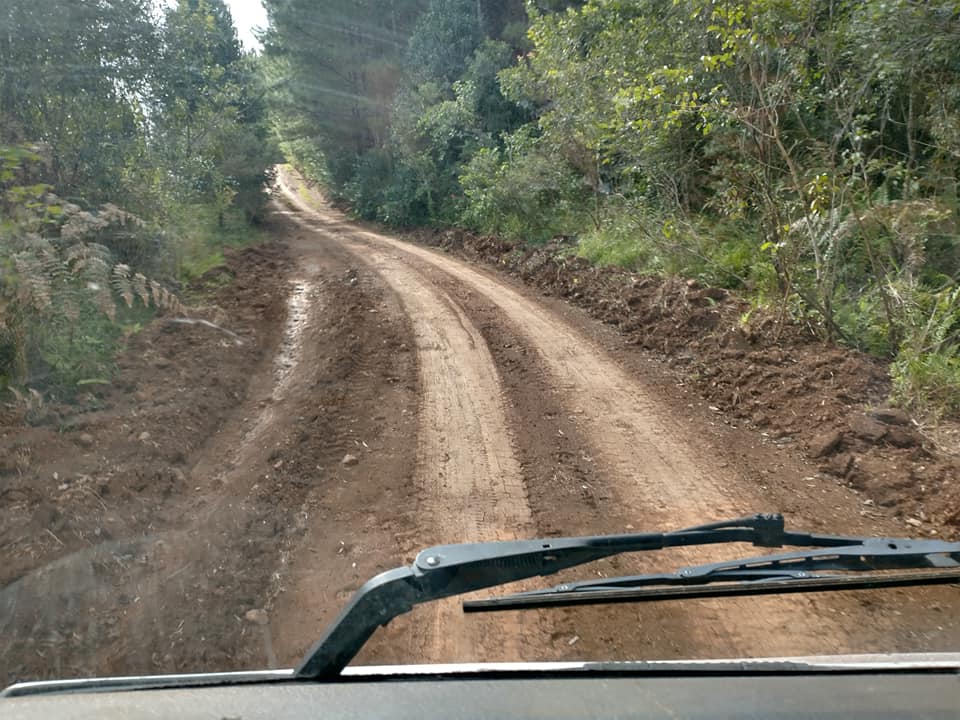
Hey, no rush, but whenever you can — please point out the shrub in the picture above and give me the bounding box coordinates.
[1,194,180,394]
[890,286,960,418]
[459,133,589,242]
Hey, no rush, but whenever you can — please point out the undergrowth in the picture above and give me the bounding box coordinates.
[169,204,268,282]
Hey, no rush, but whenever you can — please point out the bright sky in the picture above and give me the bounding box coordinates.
[223,0,267,51]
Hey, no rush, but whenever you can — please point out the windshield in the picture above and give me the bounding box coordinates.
[1,0,959,687]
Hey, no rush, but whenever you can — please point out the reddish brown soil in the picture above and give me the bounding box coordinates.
[1,172,958,689]
[410,229,960,529]
[0,217,422,684]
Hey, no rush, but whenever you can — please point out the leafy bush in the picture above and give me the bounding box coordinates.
[340,150,430,226]
[459,131,589,242]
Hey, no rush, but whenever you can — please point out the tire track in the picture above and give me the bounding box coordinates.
[342,227,868,658]
[276,173,871,660]
[280,205,549,663]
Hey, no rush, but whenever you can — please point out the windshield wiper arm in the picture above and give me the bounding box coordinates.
[294,514,960,680]
[463,537,960,612]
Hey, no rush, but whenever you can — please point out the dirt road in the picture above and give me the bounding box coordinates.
[273,170,958,664]
[1,171,957,685]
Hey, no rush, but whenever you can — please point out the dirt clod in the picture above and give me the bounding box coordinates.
[869,408,912,426]
[810,430,845,458]
[849,415,888,443]
[819,452,854,477]
[886,426,919,448]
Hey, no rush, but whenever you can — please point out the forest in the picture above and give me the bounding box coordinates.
[2,0,959,417]
[263,0,960,417]
[0,0,275,394]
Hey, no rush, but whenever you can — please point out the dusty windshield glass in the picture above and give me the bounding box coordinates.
[1,0,959,686]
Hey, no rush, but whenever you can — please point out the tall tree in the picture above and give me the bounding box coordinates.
[154,0,275,223]
[262,0,426,183]
[0,0,158,205]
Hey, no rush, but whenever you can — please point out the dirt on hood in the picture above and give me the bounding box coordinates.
[410,227,960,530]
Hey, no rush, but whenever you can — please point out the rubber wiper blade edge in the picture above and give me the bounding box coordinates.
[463,568,960,612]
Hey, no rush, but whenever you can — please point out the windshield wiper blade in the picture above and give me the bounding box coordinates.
[293,514,960,680]
[463,537,960,612]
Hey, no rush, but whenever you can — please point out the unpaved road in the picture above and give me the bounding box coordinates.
[1,171,957,686]
[272,170,958,664]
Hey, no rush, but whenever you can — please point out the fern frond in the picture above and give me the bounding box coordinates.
[90,277,116,321]
[149,279,162,307]
[65,242,112,274]
[112,264,134,308]
[62,292,80,322]
[132,273,150,306]
[13,253,53,311]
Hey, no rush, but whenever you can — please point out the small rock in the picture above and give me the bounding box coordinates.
[849,415,887,443]
[905,517,922,528]
[244,608,269,626]
[341,453,359,467]
[885,426,919,448]
[170,468,186,484]
[77,433,95,448]
[138,431,151,442]
[869,408,911,426]
[818,452,853,477]
[809,430,844,458]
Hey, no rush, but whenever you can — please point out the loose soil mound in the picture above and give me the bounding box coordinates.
[0,244,292,592]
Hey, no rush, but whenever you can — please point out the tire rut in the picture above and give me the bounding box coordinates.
[359,245,538,662]
[280,207,551,664]
[276,175,881,660]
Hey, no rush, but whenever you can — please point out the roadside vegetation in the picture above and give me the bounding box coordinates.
[0,0,277,399]
[264,0,960,418]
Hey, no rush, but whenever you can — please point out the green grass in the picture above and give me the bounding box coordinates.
[577,227,651,270]
[168,203,268,281]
